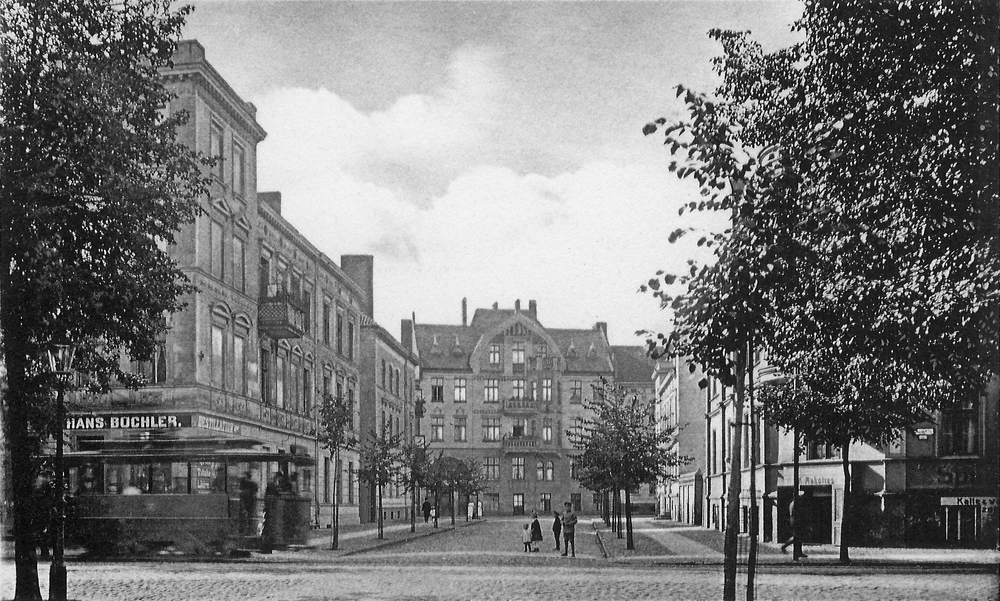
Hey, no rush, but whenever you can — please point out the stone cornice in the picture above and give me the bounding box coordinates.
[160,66,267,143]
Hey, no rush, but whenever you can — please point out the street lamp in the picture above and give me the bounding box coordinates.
[45,343,76,601]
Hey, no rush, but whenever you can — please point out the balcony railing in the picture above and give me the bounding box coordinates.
[258,292,306,339]
[528,357,557,370]
[502,397,539,413]
[502,435,538,449]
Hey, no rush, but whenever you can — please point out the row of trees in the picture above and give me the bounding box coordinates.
[567,378,688,550]
[316,393,489,548]
[642,1,997,599]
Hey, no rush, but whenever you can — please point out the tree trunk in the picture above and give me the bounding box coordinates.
[450,489,456,525]
[723,349,747,601]
[331,447,340,549]
[377,481,384,539]
[625,486,635,550]
[746,347,758,601]
[839,440,852,565]
[2,327,44,601]
[603,490,610,526]
[410,478,416,533]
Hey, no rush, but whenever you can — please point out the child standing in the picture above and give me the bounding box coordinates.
[522,523,532,552]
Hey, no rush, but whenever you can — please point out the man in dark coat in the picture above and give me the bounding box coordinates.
[238,472,258,536]
[422,498,432,523]
[551,511,562,551]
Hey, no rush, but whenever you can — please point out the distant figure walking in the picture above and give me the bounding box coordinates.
[551,511,562,551]
[529,511,542,552]
[522,523,532,552]
[422,499,432,523]
[780,493,807,558]
[560,502,577,557]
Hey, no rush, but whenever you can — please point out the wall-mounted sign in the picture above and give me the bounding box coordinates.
[941,496,996,508]
[196,415,243,436]
[65,413,191,430]
[800,476,834,486]
[914,427,934,440]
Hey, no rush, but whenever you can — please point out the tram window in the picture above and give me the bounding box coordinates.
[106,464,149,494]
[193,461,227,494]
[150,462,189,494]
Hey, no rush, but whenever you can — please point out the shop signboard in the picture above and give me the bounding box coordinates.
[65,413,191,430]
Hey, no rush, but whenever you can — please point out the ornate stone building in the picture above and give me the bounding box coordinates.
[413,299,615,516]
[61,41,369,550]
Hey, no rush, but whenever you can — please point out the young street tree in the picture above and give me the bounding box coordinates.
[454,457,489,522]
[316,393,356,549]
[643,0,997,584]
[568,378,686,550]
[356,429,403,539]
[397,437,431,533]
[1,1,208,598]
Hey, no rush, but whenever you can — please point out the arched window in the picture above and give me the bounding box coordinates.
[536,461,544,481]
[545,461,554,481]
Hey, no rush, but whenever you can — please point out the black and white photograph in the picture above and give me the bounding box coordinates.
[0,1,997,599]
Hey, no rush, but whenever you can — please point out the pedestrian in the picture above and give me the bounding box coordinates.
[238,471,258,536]
[422,498,432,523]
[551,510,562,551]
[521,523,532,552]
[560,501,577,557]
[780,492,807,557]
[31,471,53,558]
[261,473,283,551]
[529,511,542,552]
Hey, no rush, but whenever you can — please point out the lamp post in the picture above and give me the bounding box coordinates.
[46,343,76,601]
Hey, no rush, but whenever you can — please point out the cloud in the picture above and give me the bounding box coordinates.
[253,47,726,344]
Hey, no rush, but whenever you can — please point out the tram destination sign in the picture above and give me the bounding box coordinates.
[65,413,192,430]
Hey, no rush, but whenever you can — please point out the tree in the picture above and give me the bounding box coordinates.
[316,392,356,549]
[567,377,686,550]
[397,438,431,532]
[453,457,489,522]
[1,2,208,598]
[643,0,998,581]
[356,429,403,539]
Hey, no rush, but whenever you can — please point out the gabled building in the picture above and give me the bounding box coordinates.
[413,299,614,515]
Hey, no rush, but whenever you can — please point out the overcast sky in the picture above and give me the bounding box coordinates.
[182,0,803,345]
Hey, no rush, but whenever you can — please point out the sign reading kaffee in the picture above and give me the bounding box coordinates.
[65,413,191,430]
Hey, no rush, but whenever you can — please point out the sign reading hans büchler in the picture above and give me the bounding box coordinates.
[65,413,191,430]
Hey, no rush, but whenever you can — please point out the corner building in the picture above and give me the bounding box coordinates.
[61,41,367,551]
[414,300,613,516]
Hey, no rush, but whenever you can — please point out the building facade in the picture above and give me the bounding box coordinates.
[700,355,998,549]
[653,355,706,525]
[357,315,419,524]
[61,41,369,551]
[413,299,614,516]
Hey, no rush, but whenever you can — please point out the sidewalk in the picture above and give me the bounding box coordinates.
[592,517,999,570]
[272,516,484,559]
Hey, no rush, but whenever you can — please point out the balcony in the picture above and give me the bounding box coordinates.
[258,292,306,339]
[502,397,539,414]
[502,435,538,449]
[756,364,789,387]
[528,357,557,371]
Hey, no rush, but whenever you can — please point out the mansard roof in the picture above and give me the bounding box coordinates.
[414,306,613,374]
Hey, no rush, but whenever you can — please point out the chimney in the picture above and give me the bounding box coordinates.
[462,298,467,326]
[595,322,608,341]
[492,302,498,310]
[528,300,537,319]
[340,255,374,318]
[258,191,282,214]
[401,319,413,351]
[514,299,521,312]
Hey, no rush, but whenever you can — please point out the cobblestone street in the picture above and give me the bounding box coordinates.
[2,517,996,600]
